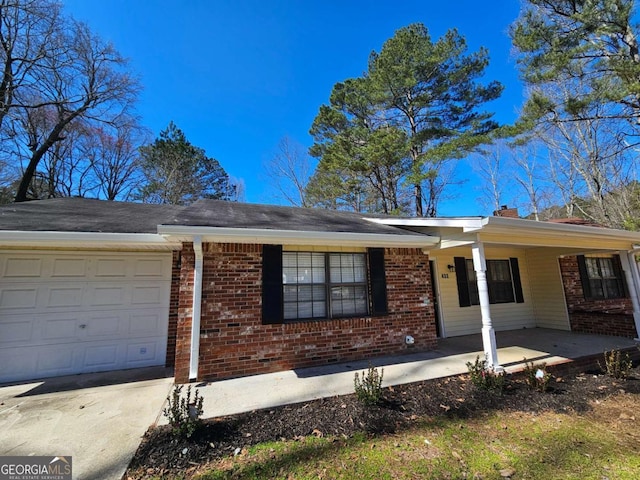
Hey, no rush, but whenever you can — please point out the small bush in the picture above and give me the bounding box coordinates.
[466,355,506,393]
[523,359,552,392]
[599,349,633,379]
[163,384,204,438]
[354,364,384,405]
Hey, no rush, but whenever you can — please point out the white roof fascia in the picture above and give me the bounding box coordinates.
[479,216,640,241]
[0,231,181,250]
[158,225,439,248]
[365,217,485,230]
[372,214,640,242]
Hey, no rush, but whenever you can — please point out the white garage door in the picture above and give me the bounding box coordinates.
[0,251,172,383]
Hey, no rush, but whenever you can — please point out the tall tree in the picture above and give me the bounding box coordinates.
[309,78,411,214]
[310,24,503,216]
[369,24,503,216]
[0,0,140,202]
[511,0,640,127]
[472,143,508,214]
[136,122,234,205]
[87,120,148,201]
[263,136,314,207]
[512,2,640,228]
[0,0,59,135]
[28,118,94,199]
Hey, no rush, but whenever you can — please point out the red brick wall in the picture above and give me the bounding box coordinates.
[165,250,182,367]
[559,256,637,338]
[174,243,195,382]
[174,244,437,383]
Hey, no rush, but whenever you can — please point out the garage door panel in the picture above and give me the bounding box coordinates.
[46,286,84,308]
[126,341,159,364]
[129,312,163,335]
[85,313,123,337]
[4,257,43,277]
[51,258,87,277]
[0,317,33,344]
[134,259,166,277]
[0,348,37,382]
[83,344,119,368]
[0,250,171,383]
[90,285,126,306]
[95,258,128,277]
[0,287,38,309]
[132,285,162,305]
[43,316,80,340]
[36,346,76,375]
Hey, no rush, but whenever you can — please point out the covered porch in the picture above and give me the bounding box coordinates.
[193,328,639,419]
[371,215,640,371]
[436,328,638,368]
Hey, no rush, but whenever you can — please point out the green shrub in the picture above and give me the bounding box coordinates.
[522,359,552,392]
[466,355,506,393]
[354,364,384,405]
[163,384,205,438]
[599,349,633,379]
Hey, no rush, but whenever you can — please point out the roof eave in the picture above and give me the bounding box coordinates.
[365,217,485,230]
[370,215,640,243]
[158,225,439,248]
[0,231,181,250]
[479,216,640,241]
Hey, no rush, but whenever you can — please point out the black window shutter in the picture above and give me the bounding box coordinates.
[368,248,388,316]
[454,256,471,307]
[612,255,629,297]
[262,244,283,324]
[576,255,592,299]
[509,257,525,303]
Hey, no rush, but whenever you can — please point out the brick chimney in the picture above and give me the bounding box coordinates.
[493,205,519,218]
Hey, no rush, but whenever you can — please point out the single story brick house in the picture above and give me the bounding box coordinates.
[1,198,639,384]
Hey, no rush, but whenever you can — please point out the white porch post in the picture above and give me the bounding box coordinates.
[189,236,204,381]
[619,251,640,341]
[472,241,502,370]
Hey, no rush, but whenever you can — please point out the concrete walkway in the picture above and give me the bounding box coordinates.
[0,367,173,480]
[191,329,638,419]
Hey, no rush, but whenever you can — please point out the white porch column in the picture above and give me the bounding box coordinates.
[619,251,640,341]
[189,236,204,381]
[472,241,502,370]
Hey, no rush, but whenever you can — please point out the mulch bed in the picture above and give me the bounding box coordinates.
[126,363,640,479]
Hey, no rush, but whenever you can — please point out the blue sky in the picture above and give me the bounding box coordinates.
[63,0,524,215]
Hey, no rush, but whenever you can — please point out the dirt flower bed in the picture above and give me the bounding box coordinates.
[126,364,640,479]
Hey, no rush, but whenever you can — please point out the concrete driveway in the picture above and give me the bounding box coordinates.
[0,367,173,480]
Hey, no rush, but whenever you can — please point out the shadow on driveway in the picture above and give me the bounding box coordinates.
[0,367,174,480]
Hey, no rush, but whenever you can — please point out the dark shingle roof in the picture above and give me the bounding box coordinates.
[0,198,416,236]
[0,198,184,233]
[163,199,414,235]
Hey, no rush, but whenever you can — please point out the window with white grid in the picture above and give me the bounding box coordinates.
[282,252,368,320]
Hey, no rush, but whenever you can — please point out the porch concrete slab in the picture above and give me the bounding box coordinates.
[193,329,638,419]
[0,367,173,480]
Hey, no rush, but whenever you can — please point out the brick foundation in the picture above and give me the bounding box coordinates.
[559,256,638,338]
[174,244,437,383]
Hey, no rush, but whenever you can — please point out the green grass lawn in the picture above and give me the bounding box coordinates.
[195,393,640,480]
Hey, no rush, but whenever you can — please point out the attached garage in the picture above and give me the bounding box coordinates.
[0,250,173,383]
[0,198,184,384]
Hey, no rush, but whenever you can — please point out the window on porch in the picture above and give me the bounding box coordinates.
[455,256,524,307]
[577,255,626,300]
